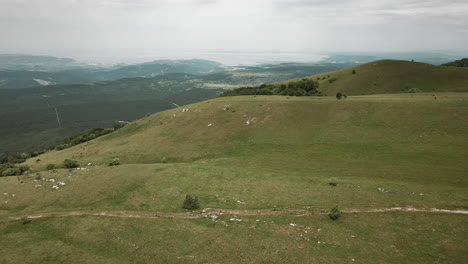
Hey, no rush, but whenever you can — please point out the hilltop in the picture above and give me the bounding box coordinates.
[285,60,468,95]
[442,58,468,67]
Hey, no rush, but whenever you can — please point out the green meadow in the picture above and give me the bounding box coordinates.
[1,60,467,263]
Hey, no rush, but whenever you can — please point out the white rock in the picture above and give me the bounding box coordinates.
[208,123,213,127]
[49,179,55,182]
[58,182,66,186]
[289,223,297,227]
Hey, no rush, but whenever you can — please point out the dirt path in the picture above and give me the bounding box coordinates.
[1,207,467,222]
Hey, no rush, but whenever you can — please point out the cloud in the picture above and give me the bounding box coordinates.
[0,0,466,58]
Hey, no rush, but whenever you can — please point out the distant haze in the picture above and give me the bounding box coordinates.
[1,0,467,64]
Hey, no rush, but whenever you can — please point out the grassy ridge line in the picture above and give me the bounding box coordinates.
[281,60,468,95]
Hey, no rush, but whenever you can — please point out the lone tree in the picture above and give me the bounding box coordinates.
[352,69,357,74]
[336,92,343,100]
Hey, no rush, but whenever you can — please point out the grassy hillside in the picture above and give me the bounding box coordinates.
[442,58,468,67]
[0,93,466,262]
[0,62,349,156]
[284,60,468,95]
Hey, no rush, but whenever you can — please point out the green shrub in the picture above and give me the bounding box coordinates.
[407,87,422,93]
[5,153,30,164]
[182,195,200,210]
[108,158,121,166]
[0,165,30,176]
[46,164,55,170]
[63,159,79,168]
[328,177,338,186]
[1,168,22,176]
[352,69,357,74]
[336,92,343,100]
[20,216,31,225]
[328,206,341,220]
[220,78,319,97]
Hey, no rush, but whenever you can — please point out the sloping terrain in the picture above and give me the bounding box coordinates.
[442,58,468,67]
[0,92,466,263]
[285,60,468,95]
[0,62,349,156]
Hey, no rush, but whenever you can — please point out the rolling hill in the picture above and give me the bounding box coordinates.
[0,62,350,157]
[442,58,468,67]
[285,60,468,95]
[0,90,466,262]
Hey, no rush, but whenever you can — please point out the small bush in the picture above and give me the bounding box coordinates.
[182,195,200,210]
[46,164,55,170]
[1,168,22,176]
[21,216,31,225]
[63,159,79,169]
[328,177,338,186]
[407,87,422,93]
[108,158,121,166]
[352,69,356,74]
[161,157,167,164]
[328,206,341,220]
[336,92,343,100]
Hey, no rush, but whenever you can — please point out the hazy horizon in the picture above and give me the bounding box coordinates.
[1,0,467,65]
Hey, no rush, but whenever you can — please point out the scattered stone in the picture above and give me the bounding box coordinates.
[58,182,66,186]
[289,223,297,227]
[49,179,55,182]
[208,123,213,127]
[35,185,42,188]
[52,185,59,190]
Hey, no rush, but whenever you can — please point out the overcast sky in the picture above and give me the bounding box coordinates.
[1,0,467,60]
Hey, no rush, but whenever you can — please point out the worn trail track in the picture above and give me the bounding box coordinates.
[1,207,467,222]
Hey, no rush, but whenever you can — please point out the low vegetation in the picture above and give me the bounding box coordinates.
[220,78,320,97]
[328,206,342,220]
[0,164,30,176]
[108,158,121,166]
[442,58,468,67]
[182,195,200,210]
[63,159,79,169]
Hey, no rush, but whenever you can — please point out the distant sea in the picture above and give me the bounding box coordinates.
[64,49,328,66]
